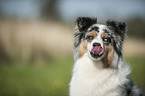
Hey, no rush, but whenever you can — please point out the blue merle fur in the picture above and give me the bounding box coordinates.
[74,17,97,48]
[74,17,97,61]
[73,17,144,96]
[106,20,127,57]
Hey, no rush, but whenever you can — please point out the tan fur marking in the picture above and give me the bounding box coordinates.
[101,45,114,68]
[101,33,108,38]
[79,41,88,58]
[90,31,97,37]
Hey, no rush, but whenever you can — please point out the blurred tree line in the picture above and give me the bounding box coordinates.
[40,0,60,20]
[127,17,145,38]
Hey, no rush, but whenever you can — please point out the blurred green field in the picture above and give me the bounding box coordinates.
[0,57,73,96]
[0,56,145,96]
[125,56,145,88]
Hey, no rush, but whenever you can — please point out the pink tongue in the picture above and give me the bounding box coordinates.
[92,46,103,55]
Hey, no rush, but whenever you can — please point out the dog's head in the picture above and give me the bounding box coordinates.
[74,17,127,68]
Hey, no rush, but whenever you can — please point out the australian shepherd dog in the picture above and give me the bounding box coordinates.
[70,17,143,96]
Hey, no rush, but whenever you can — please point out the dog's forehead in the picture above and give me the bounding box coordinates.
[88,24,110,34]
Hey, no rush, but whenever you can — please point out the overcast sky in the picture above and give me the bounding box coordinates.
[58,0,145,21]
[0,0,145,21]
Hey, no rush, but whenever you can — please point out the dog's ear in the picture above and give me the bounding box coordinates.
[74,17,97,48]
[106,20,127,57]
[106,20,127,41]
[76,17,97,32]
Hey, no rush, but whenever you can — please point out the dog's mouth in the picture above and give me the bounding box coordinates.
[90,46,104,58]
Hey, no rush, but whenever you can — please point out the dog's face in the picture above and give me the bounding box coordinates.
[86,24,113,61]
[74,17,127,68]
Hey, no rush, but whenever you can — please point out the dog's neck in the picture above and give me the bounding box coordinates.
[74,51,131,78]
[71,52,131,96]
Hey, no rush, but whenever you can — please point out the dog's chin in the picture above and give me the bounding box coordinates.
[88,52,104,61]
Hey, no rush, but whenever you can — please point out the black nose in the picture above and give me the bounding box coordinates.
[93,43,101,47]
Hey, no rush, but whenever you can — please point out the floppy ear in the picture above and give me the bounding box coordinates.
[106,20,127,41]
[74,17,97,47]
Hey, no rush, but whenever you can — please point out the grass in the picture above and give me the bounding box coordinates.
[0,56,145,96]
[0,57,74,96]
[125,56,145,88]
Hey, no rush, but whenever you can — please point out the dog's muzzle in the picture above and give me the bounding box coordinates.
[90,43,104,58]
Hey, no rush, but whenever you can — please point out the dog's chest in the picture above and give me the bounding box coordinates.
[70,55,121,96]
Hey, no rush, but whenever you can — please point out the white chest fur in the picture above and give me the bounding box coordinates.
[70,53,130,96]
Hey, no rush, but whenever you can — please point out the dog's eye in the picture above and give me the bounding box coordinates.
[103,37,111,43]
[86,36,94,41]
[103,38,108,42]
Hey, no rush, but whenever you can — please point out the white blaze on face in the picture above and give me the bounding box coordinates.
[87,24,108,60]
[87,24,107,52]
